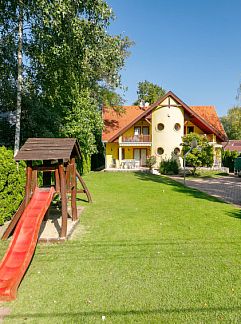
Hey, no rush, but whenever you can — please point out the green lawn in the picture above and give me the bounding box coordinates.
[1,172,241,323]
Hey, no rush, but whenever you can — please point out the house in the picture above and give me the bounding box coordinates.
[222,140,241,154]
[102,91,227,169]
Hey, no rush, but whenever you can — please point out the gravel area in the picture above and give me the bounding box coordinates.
[170,175,241,207]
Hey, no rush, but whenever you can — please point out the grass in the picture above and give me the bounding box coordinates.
[186,170,229,178]
[1,172,241,323]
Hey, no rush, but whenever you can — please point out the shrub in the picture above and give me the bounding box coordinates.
[182,133,214,175]
[0,147,26,225]
[159,159,179,175]
[222,149,239,172]
[146,156,157,170]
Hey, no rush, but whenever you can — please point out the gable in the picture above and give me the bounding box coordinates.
[102,106,149,142]
[190,106,226,140]
[102,91,228,143]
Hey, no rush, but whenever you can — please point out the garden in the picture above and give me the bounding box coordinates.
[1,172,241,323]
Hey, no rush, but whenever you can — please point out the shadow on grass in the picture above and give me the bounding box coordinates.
[6,306,241,320]
[134,172,227,205]
[226,209,241,220]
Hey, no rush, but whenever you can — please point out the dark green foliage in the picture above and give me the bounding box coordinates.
[182,133,214,175]
[146,155,157,170]
[0,147,26,225]
[0,0,132,168]
[222,149,239,172]
[133,80,166,105]
[159,159,179,175]
[0,117,15,147]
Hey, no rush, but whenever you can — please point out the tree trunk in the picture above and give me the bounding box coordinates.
[14,0,23,156]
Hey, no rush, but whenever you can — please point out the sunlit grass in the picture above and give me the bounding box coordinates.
[1,172,241,323]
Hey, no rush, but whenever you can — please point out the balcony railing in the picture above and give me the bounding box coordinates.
[122,135,152,143]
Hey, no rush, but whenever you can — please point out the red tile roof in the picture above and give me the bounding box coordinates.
[102,106,149,142]
[102,93,227,142]
[222,140,241,152]
[190,106,226,140]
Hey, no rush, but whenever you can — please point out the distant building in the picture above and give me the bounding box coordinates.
[102,91,227,169]
[222,140,241,154]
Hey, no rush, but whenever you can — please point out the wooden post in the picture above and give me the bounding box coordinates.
[66,164,71,191]
[25,161,32,207]
[59,162,68,238]
[70,158,77,221]
[55,168,60,193]
[31,169,38,192]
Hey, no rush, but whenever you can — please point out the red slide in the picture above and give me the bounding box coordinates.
[0,187,55,301]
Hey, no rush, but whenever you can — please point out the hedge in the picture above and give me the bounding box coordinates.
[0,147,26,225]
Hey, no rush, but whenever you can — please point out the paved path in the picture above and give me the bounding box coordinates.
[170,175,241,207]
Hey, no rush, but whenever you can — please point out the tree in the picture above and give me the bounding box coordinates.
[133,80,165,105]
[222,149,239,172]
[0,0,131,170]
[220,106,241,139]
[182,133,214,175]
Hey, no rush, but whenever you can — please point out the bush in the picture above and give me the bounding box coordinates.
[146,156,157,170]
[222,149,239,172]
[182,133,214,175]
[0,147,26,225]
[159,159,179,175]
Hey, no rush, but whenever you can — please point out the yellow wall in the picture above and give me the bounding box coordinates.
[185,121,203,135]
[185,121,216,142]
[122,120,151,140]
[105,143,118,168]
[152,97,184,166]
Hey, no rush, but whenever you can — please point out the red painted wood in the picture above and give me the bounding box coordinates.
[0,187,55,301]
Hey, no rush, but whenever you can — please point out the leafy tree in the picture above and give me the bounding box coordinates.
[221,106,241,139]
[133,80,165,105]
[0,0,131,170]
[182,133,214,175]
[222,149,239,172]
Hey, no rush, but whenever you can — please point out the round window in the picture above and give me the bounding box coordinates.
[174,123,181,131]
[157,123,164,131]
[157,147,164,155]
[174,147,180,156]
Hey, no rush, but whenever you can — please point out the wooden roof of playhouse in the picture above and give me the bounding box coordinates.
[14,138,81,161]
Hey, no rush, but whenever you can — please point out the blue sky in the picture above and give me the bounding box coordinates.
[107,0,241,116]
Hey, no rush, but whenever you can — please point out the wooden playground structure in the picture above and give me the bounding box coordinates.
[2,138,92,242]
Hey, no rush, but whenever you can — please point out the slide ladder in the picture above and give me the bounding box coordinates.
[0,187,55,301]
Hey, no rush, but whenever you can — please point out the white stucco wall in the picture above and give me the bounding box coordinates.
[151,97,184,167]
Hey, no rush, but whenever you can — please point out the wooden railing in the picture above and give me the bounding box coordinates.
[122,135,151,143]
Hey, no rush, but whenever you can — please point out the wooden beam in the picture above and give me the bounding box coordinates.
[1,198,26,240]
[76,170,92,203]
[66,164,71,191]
[55,168,60,193]
[70,158,77,221]
[25,162,32,207]
[59,162,68,238]
[31,170,38,192]
[32,166,58,172]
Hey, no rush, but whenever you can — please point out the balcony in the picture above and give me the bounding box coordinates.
[122,135,152,143]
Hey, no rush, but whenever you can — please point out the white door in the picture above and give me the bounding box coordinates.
[134,149,140,162]
[134,149,146,166]
[141,149,147,166]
